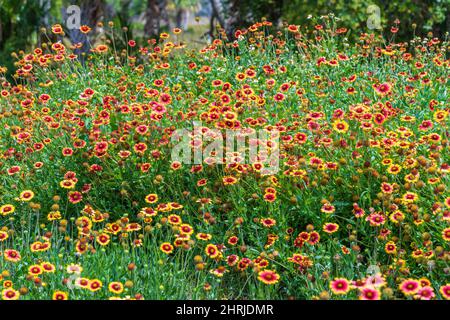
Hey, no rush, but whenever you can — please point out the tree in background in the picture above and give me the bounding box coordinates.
[210,0,448,41]
[144,0,170,37]
[1,0,448,78]
[173,0,200,30]
[282,0,449,40]
[0,0,45,75]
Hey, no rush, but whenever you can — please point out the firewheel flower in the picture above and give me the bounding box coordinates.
[323,223,339,234]
[359,287,380,300]
[330,278,350,295]
[399,279,420,296]
[257,270,280,285]
[4,249,21,263]
[145,193,159,204]
[160,242,174,254]
[19,190,34,202]
[52,291,69,300]
[0,204,15,216]
[2,288,20,300]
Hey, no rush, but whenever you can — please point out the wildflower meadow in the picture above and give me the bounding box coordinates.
[0,14,449,301]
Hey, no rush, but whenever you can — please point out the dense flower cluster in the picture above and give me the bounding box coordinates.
[0,17,448,300]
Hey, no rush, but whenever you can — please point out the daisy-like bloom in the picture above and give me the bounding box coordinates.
[359,287,380,300]
[352,203,365,218]
[274,93,285,102]
[287,24,299,33]
[196,233,212,241]
[366,212,386,227]
[399,279,420,296]
[167,214,182,225]
[226,254,239,267]
[79,25,91,34]
[179,224,194,236]
[88,279,103,292]
[41,262,56,273]
[374,82,392,96]
[0,231,9,241]
[260,217,276,228]
[223,176,238,186]
[4,249,21,263]
[0,204,15,216]
[287,253,306,265]
[28,265,43,276]
[330,278,350,295]
[140,207,158,217]
[52,291,69,300]
[210,267,229,278]
[2,288,20,300]
[95,44,108,53]
[332,120,349,133]
[323,223,339,234]
[75,241,88,255]
[444,196,450,208]
[170,161,182,170]
[75,278,90,289]
[96,233,111,246]
[389,210,405,224]
[384,241,397,254]
[439,284,450,300]
[321,202,335,214]
[160,242,174,254]
[68,191,83,204]
[145,193,158,204]
[263,193,277,202]
[442,227,450,242]
[380,182,394,194]
[419,278,431,288]
[108,282,124,294]
[30,241,51,252]
[60,179,76,189]
[402,192,418,204]
[257,270,280,285]
[123,222,142,232]
[415,286,435,300]
[308,231,320,245]
[19,190,34,201]
[205,244,220,259]
[228,236,238,246]
[366,273,386,288]
[51,24,64,34]
[387,164,401,175]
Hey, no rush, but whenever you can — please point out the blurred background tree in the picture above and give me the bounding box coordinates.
[1,0,448,77]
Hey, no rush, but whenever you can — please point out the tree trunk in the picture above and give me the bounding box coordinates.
[39,0,52,46]
[225,0,241,40]
[176,8,189,30]
[160,0,171,31]
[63,0,104,62]
[144,0,161,38]
[117,0,133,39]
[209,0,226,37]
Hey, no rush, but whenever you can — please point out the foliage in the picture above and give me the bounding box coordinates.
[0,17,449,300]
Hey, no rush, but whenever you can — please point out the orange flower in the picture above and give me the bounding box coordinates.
[145,193,159,204]
[258,270,280,285]
[80,25,92,34]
